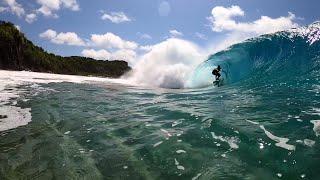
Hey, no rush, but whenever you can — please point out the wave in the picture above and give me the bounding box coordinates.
[187,22,320,88]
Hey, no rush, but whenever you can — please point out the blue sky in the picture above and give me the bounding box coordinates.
[1,0,320,63]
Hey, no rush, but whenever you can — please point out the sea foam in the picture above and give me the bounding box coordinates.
[211,132,239,149]
[0,70,123,132]
[310,120,320,137]
[260,125,295,151]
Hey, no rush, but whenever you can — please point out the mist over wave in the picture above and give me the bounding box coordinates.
[126,38,206,89]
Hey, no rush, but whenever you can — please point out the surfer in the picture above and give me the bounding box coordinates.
[212,65,221,80]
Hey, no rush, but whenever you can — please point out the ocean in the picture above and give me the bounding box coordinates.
[0,23,320,179]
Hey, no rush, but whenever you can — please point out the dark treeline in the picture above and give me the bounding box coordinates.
[0,21,131,77]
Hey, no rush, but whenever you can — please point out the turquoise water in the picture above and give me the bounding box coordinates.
[0,78,319,179]
[1,23,320,179]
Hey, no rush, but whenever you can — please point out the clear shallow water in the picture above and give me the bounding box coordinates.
[0,72,319,179]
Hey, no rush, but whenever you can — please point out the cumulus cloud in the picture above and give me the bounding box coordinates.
[52,32,85,46]
[36,0,60,17]
[3,0,25,17]
[81,49,136,64]
[208,5,298,35]
[90,32,138,50]
[81,49,110,60]
[206,5,299,52]
[1,0,79,21]
[39,28,138,64]
[61,0,79,11]
[36,0,79,18]
[111,49,136,61]
[101,12,131,23]
[84,32,138,64]
[39,29,57,39]
[25,13,37,23]
[169,29,183,37]
[39,29,85,46]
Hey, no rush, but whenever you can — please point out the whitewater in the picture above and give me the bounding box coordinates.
[1,22,320,179]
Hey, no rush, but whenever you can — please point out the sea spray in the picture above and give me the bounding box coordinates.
[126,38,205,89]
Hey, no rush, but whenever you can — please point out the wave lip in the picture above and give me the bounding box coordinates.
[288,21,320,45]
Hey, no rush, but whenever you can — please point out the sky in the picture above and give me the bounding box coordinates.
[1,0,320,65]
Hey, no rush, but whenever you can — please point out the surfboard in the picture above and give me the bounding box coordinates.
[213,78,223,87]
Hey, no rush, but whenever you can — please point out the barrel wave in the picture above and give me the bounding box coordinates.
[189,22,320,88]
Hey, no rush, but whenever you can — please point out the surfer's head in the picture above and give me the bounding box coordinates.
[217,65,221,70]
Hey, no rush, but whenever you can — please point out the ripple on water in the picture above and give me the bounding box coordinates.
[153,141,163,147]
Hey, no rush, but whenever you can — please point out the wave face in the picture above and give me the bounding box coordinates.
[189,22,320,88]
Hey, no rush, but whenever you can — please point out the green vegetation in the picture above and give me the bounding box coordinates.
[0,21,131,77]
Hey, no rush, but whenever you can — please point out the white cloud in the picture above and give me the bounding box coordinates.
[39,29,138,64]
[158,1,170,17]
[90,32,138,50]
[37,0,60,10]
[139,33,152,40]
[25,13,37,23]
[207,5,298,35]
[206,5,299,52]
[53,32,85,46]
[36,0,79,18]
[81,49,111,60]
[169,29,183,37]
[39,29,57,39]
[81,48,136,64]
[61,0,79,11]
[39,29,85,46]
[195,32,207,40]
[111,49,136,61]
[3,0,25,17]
[101,12,131,24]
[36,0,59,17]
[37,6,58,18]
[139,45,153,51]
